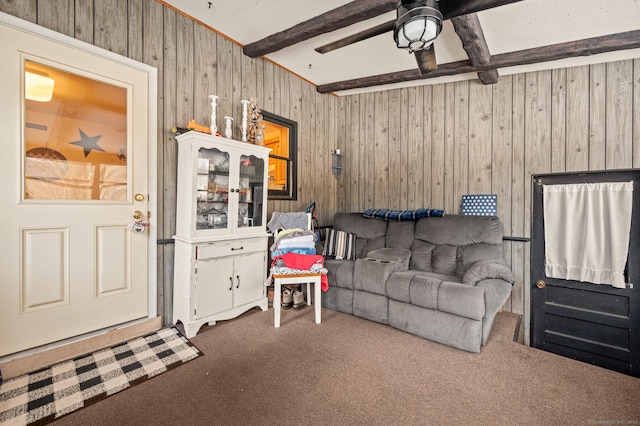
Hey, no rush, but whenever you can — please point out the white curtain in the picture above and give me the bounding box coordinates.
[543,181,633,289]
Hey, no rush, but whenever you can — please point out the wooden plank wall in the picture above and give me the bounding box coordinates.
[0,0,338,324]
[2,2,639,342]
[336,62,640,342]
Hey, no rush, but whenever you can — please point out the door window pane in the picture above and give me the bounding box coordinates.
[24,60,128,200]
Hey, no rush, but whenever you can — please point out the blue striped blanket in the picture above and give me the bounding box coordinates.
[363,208,445,221]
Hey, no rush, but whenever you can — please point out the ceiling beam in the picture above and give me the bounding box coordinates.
[316,29,640,93]
[243,0,525,58]
[243,0,397,58]
[450,13,499,84]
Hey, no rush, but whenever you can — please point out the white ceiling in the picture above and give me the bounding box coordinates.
[162,0,640,96]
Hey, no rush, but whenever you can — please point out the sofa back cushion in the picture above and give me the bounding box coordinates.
[409,240,434,271]
[333,212,387,259]
[385,221,415,250]
[411,215,503,277]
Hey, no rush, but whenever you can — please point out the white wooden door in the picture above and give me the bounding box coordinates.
[0,17,155,357]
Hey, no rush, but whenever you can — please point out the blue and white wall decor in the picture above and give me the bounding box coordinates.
[461,194,498,216]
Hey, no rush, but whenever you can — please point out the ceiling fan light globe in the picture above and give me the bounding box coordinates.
[393,3,442,52]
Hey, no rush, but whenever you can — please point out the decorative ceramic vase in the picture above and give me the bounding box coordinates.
[248,97,263,144]
[224,116,234,139]
[209,95,218,135]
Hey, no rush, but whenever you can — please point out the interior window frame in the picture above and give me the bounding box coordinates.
[262,110,297,201]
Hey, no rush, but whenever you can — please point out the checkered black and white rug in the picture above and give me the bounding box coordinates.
[0,326,201,425]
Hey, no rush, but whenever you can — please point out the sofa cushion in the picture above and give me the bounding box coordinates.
[414,215,503,246]
[385,271,414,303]
[409,239,434,271]
[385,221,415,250]
[408,275,441,310]
[323,229,356,260]
[414,215,504,278]
[433,245,458,275]
[456,244,504,277]
[354,256,407,295]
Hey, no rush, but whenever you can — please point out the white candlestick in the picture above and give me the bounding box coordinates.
[209,95,218,135]
[241,99,250,142]
[224,116,234,139]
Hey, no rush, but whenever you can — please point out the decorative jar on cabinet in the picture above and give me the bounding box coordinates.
[173,131,270,337]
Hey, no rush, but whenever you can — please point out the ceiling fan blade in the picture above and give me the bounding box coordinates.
[315,20,395,54]
[415,47,437,75]
[440,0,523,20]
[244,0,397,57]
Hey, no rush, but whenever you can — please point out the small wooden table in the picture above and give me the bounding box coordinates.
[272,273,322,328]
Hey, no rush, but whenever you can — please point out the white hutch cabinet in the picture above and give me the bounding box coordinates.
[173,131,270,337]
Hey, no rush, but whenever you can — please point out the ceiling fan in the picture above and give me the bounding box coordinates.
[314,0,520,75]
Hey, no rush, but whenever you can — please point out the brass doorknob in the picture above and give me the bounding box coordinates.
[133,210,144,220]
[535,280,546,289]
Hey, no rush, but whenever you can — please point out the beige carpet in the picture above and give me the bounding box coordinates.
[48,307,640,425]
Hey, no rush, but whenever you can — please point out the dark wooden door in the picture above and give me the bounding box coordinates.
[531,169,640,377]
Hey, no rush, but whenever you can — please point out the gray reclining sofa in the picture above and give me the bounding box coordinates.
[321,212,515,353]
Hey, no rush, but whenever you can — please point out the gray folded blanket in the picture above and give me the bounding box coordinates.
[267,212,309,233]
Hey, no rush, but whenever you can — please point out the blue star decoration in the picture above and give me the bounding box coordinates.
[70,129,104,157]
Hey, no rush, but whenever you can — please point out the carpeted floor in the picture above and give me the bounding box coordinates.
[16,307,640,426]
[0,327,201,425]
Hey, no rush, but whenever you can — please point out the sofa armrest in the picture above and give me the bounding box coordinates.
[462,259,515,286]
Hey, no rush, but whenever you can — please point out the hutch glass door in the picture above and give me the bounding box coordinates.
[238,154,265,229]
[197,146,230,231]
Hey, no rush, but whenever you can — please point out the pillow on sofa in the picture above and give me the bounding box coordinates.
[323,229,356,260]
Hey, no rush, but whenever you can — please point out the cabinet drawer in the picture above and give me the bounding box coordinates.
[197,238,265,259]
